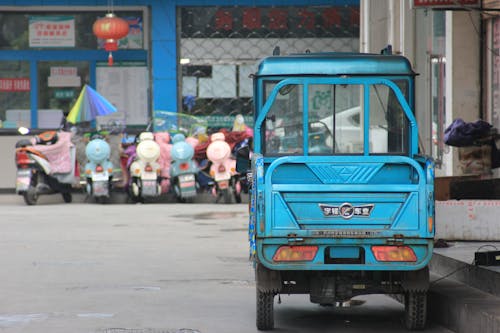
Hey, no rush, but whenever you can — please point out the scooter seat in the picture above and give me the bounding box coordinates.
[15,139,33,148]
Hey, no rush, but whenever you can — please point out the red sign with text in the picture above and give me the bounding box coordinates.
[0,78,31,92]
[414,0,480,7]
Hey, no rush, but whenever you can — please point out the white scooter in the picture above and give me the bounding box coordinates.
[128,132,162,202]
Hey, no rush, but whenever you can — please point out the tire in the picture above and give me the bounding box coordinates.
[404,291,427,330]
[234,190,242,203]
[95,196,107,204]
[62,192,72,203]
[174,183,186,203]
[222,188,231,204]
[23,186,38,205]
[256,289,274,330]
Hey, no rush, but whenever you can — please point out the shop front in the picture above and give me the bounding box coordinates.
[0,0,359,189]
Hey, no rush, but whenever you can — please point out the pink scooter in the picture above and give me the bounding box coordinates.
[206,132,241,204]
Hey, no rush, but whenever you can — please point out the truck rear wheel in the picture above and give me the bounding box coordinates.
[256,289,274,330]
[404,291,427,330]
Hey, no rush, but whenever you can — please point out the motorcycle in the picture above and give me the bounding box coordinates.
[170,133,199,202]
[128,131,162,202]
[15,130,76,205]
[84,133,114,203]
[206,132,241,204]
[154,132,172,194]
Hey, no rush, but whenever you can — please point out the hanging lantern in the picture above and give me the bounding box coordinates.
[92,13,130,66]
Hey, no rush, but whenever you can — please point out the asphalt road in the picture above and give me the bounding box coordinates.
[0,196,454,333]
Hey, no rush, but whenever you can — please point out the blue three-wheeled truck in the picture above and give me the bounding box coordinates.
[246,51,435,331]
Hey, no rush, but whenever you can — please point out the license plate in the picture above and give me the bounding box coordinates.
[180,174,195,182]
[180,174,196,188]
[142,172,157,181]
[142,180,157,187]
[142,180,158,196]
[218,180,229,189]
[93,181,109,196]
[16,170,31,191]
[92,171,108,182]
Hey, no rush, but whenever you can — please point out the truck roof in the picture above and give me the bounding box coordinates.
[256,52,416,77]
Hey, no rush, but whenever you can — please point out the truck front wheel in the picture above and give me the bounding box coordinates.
[256,289,274,330]
[404,291,427,330]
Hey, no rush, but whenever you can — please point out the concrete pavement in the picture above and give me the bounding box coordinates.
[428,241,500,333]
[1,193,499,332]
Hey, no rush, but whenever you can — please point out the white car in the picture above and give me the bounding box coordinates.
[320,106,388,153]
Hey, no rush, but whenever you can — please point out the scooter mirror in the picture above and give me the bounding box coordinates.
[235,146,250,173]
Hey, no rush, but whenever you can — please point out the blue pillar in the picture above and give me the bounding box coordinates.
[151,1,178,114]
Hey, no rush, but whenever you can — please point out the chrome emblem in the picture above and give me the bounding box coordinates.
[319,203,375,219]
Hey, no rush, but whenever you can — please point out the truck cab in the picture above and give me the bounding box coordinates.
[249,52,435,331]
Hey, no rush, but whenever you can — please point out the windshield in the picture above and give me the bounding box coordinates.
[262,80,409,156]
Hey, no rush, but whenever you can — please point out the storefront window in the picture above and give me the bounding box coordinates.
[37,61,90,128]
[0,61,30,128]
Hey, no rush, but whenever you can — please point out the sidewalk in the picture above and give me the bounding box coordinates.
[428,241,500,333]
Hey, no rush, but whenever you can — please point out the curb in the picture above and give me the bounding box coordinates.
[428,273,500,333]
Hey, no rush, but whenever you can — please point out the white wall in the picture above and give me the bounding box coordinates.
[360,1,482,176]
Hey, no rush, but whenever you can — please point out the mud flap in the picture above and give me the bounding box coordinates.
[401,266,430,292]
[310,275,336,304]
[255,263,282,293]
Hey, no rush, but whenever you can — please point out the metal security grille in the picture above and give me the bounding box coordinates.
[178,5,359,131]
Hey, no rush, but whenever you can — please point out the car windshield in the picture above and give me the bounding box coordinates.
[262,81,409,156]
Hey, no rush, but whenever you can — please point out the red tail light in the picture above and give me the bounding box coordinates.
[273,246,318,262]
[218,164,226,173]
[180,162,189,171]
[16,151,33,165]
[145,163,153,172]
[95,165,104,172]
[371,246,417,262]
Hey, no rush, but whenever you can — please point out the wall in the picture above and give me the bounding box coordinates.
[360,1,483,177]
[0,135,29,190]
[445,11,481,175]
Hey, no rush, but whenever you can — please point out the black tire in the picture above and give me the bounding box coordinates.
[404,291,427,330]
[234,190,242,203]
[174,183,186,203]
[62,192,72,203]
[23,186,38,206]
[256,289,274,330]
[222,188,231,204]
[95,196,107,204]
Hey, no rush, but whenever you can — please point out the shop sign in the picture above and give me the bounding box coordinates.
[0,78,30,92]
[54,89,75,99]
[413,0,480,8]
[29,16,75,47]
[202,115,253,129]
[48,66,81,87]
[181,6,359,38]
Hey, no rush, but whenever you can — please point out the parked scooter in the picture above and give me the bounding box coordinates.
[170,133,198,202]
[206,132,241,204]
[128,132,162,202]
[84,133,114,203]
[154,132,172,194]
[15,130,76,205]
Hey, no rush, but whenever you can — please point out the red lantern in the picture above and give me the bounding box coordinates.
[93,13,130,66]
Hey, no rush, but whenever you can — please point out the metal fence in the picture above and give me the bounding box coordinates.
[178,5,360,131]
